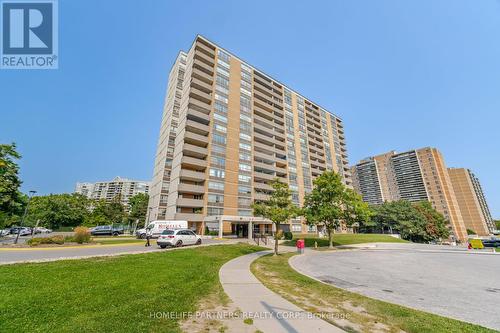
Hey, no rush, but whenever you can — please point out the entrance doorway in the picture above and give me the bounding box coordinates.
[231,223,248,238]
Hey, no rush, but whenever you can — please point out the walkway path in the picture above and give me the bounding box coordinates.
[219,250,344,333]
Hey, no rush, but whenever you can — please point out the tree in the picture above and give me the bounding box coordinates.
[0,143,25,228]
[27,193,90,229]
[303,171,371,248]
[413,201,450,241]
[85,196,126,226]
[495,220,500,230]
[253,179,298,255]
[368,200,450,242]
[128,193,149,226]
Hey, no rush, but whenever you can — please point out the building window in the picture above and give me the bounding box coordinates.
[238,174,251,183]
[207,207,224,216]
[208,181,224,191]
[208,194,224,203]
[239,163,251,172]
[209,168,225,178]
[212,133,227,145]
[214,113,228,123]
[238,209,252,216]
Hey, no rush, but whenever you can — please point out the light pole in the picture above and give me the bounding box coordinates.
[145,207,153,228]
[14,190,36,244]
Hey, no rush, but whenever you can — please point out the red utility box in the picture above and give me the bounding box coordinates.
[296,239,305,254]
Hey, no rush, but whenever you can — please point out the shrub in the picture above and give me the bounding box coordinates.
[73,226,91,244]
[283,231,293,240]
[466,228,477,235]
[27,235,65,246]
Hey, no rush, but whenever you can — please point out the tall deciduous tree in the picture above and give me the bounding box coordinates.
[367,200,450,242]
[0,143,25,228]
[27,193,90,229]
[128,193,149,225]
[303,171,371,248]
[253,179,298,255]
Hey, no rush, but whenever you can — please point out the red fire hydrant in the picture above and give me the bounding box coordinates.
[296,239,305,254]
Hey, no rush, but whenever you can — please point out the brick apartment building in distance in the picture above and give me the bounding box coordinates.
[448,168,495,236]
[351,148,470,241]
[75,176,150,207]
[148,35,351,237]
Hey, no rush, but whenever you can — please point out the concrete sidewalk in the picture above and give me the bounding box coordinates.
[219,250,344,333]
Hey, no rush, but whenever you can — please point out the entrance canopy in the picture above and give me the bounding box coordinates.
[204,215,272,239]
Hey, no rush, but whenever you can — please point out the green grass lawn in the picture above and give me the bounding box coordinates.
[283,233,408,247]
[0,244,263,333]
[496,248,500,253]
[251,253,495,333]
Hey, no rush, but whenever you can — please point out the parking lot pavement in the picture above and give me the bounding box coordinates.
[0,238,228,265]
[290,243,500,331]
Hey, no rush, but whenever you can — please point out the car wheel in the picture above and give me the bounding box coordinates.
[196,239,202,245]
[160,245,167,249]
[175,240,183,247]
[139,233,146,239]
[112,232,119,236]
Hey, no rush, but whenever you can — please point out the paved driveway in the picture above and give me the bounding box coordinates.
[0,238,226,265]
[290,243,500,330]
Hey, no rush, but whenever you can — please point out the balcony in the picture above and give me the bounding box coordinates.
[254,182,273,191]
[186,119,209,135]
[185,130,208,147]
[187,108,210,125]
[189,87,212,105]
[177,198,204,208]
[178,183,205,194]
[180,169,206,181]
[193,57,214,76]
[181,156,207,170]
[174,213,204,222]
[188,97,211,115]
[194,40,216,57]
[192,67,214,85]
[254,192,270,201]
[254,171,275,181]
[191,77,212,94]
[194,50,215,67]
[183,143,208,158]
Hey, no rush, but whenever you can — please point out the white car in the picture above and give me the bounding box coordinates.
[156,229,202,249]
[34,227,52,234]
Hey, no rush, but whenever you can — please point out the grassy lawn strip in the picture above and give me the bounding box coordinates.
[0,243,263,333]
[251,253,495,333]
[283,233,408,247]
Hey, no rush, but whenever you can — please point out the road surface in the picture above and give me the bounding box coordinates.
[290,243,500,331]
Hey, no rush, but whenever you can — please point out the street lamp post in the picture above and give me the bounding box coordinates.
[14,190,37,245]
[145,207,153,228]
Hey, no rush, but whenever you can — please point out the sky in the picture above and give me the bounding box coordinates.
[1,0,499,217]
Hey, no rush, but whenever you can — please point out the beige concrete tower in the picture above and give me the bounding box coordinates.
[147,36,350,236]
[351,147,469,241]
[448,168,494,236]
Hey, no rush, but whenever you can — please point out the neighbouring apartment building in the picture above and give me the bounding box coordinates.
[147,35,351,237]
[75,176,150,207]
[448,168,495,236]
[351,148,469,241]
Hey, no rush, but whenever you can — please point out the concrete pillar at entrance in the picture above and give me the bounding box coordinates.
[218,216,223,238]
[248,221,253,241]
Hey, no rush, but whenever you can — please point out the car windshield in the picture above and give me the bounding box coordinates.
[161,230,174,235]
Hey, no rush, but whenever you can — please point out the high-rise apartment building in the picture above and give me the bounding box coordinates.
[148,35,351,236]
[351,148,468,241]
[75,176,150,207]
[448,168,494,235]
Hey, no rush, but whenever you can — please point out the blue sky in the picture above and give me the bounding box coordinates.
[1,0,499,217]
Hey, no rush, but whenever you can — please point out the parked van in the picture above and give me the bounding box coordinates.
[135,220,188,239]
